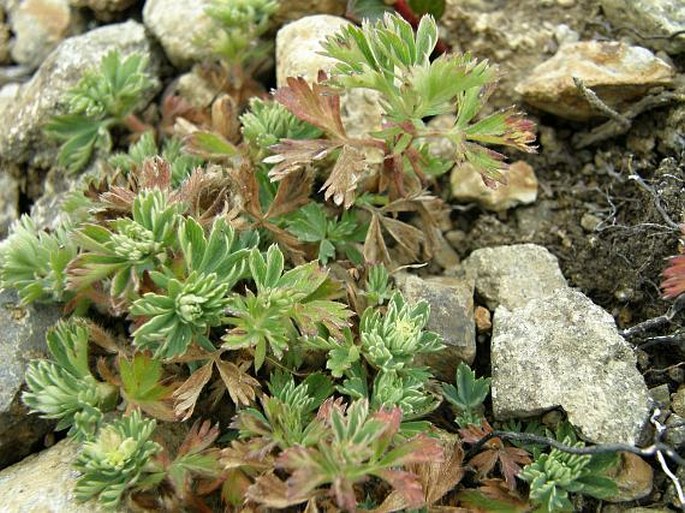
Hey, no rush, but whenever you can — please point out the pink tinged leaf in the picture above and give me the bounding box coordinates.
[332,476,359,513]
[663,253,685,299]
[374,469,425,510]
[388,433,445,466]
[498,447,532,490]
[371,407,403,438]
[274,73,346,139]
[320,145,367,209]
[172,360,213,421]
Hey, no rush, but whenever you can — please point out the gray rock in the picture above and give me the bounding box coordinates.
[462,244,568,310]
[515,41,675,121]
[395,273,476,381]
[665,413,685,448]
[491,287,650,445]
[649,383,671,409]
[0,171,18,237]
[601,0,685,55]
[8,0,77,68]
[0,289,62,468]
[0,439,114,512]
[0,20,159,168]
[672,385,685,417]
[276,15,383,139]
[143,0,212,68]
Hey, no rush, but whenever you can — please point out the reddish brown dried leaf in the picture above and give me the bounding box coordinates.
[363,214,391,265]
[215,359,260,407]
[265,168,314,219]
[246,471,313,509]
[457,479,531,513]
[274,72,346,139]
[173,361,214,421]
[178,419,220,457]
[375,469,425,510]
[378,215,424,261]
[459,422,531,490]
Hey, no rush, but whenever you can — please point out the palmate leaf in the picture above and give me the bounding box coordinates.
[459,421,532,490]
[273,73,346,139]
[442,361,491,426]
[119,353,176,421]
[45,115,111,174]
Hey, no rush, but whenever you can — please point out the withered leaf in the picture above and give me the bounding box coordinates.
[246,471,314,509]
[374,469,425,510]
[373,431,464,513]
[215,359,261,407]
[363,214,391,265]
[459,422,531,490]
[173,360,214,421]
[178,419,220,457]
[265,168,314,219]
[266,138,339,181]
[378,215,424,261]
[274,72,346,139]
[320,145,367,209]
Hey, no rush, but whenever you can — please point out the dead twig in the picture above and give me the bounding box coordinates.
[465,428,685,468]
[620,294,685,338]
[573,88,685,148]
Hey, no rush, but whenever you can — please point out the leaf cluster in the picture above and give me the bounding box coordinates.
[519,435,618,512]
[442,361,491,427]
[22,319,119,439]
[202,0,278,69]
[46,50,157,173]
[0,216,77,304]
[222,244,352,370]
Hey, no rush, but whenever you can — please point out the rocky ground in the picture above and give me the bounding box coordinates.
[0,0,683,511]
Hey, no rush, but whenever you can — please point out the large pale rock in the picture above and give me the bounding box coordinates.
[601,0,685,55]
[395,273,476,381]
[8,0,76,68]
[276,15,383,138]
[0,439,114,512]
[0,21,159,168]
[516,41,675,121]
[451,161,538,211]
[143,0,212,68]
[440,0,588,108]
[462,244,567,310]
[0,289,62,468]
[491,287,650,445]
